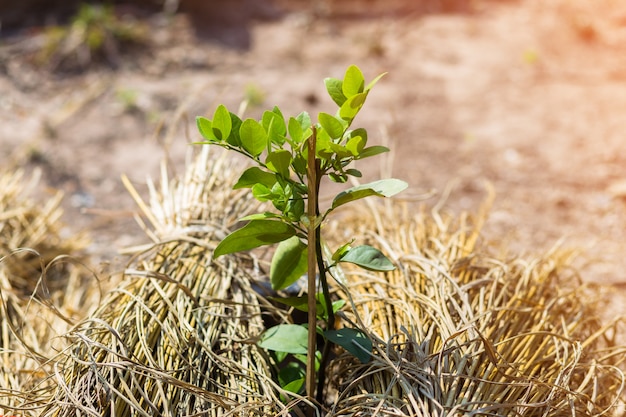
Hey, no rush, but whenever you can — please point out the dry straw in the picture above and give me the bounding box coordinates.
[40,146,300,416]
[0,169,91,415]
[326,199,626,416]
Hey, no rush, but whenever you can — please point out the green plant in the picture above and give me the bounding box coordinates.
[196,65,407,411]
[39,3,147,71]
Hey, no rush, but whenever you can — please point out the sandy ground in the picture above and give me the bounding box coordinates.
[2,0,626,319]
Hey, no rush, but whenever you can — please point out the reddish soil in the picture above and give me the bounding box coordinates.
[2,0,626,318]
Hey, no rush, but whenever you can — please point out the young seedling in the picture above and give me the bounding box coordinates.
[196,65,406,412]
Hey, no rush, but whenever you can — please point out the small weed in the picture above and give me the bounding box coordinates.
[244,83,266,108]
[38,3,148,72]
[115,88,139,113]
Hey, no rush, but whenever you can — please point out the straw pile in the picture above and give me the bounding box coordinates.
[0,169,91,415]
[40,147,296,416]
[1,147,625,417]
[326,200,626,416]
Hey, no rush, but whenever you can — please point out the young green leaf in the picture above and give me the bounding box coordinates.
[328,142,352,159]
[355,145,390,159]
[345,168,362,177]
[213,220,296,257]
[271,295,309,312]
[342,65,365,98]
[251,183,274,202]
[324,77,347,107]
[332,241,353,262]
[266,150,292,178]
[339,92,368,121]
[331,178,408,209]
[259,324,309,354]
[285,196,305,222]
[196,116,218,142]
[346,135,365,156]
[226,112,243,146]
[240,118,267,157]
[318,112,346,139]
[325,328,372,363]
[278,362,305,394]
[263,110,287,146]
[365,71,387,92]
[212,104,232,140]
[271,293,331,316]
[233,167,277,189]
[296,111,312,131]
[329,172,348,183]
[288,117,304,144]
[270,236,308,291]
[339,245,395,271]
[238,212,282,221]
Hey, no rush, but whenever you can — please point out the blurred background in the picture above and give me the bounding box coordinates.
[1,0,626,313]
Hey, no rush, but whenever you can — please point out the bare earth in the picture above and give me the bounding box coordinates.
[2,0,626,318]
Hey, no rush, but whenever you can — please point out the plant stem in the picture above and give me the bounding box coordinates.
[306,126,319,411]
[315,228,333,404]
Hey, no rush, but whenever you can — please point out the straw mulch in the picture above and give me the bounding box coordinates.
[326,200,626,416]
[0,169,92,415]
[39,147,298,417]
[1,149,625,417]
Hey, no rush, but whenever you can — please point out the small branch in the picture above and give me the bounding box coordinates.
[306,126,319,412]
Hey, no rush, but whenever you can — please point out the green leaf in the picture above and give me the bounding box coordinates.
[346,168,362,177]
[240,118,267,157]
[315,129,334,159]
[196,116,218,141]
[325,328,372,363]
[342,65,365,97]
[328,142,352,159]
[331,178,408,209]
[270,295,309,312]
[332,241,353,262]
[278,362,305,394]
[212,104,232,140]
[285,196,305,222]
[349,128,368,145]
[238,212,281,221]
[258,324,308,354]
[296,111,312,131]
[332,299,346,313]
[339,92,367,121]
[291,154,307,177]
[324,77,347,107]
[270,236,308,291]
[356,145,390,159]
[318,112,345,139]
[346,135,365,156]
[329,172,348,183]
[288,117,304,144]
[266,150,292,178]
[251,183,273,202]
[214,220,296,257]
[233,167,276,189]
[263,110,287,146]
[226,112,242,146]
[365,72,387,91]
[339,245,395,271]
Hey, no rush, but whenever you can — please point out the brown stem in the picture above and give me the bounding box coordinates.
[305,126,318,413]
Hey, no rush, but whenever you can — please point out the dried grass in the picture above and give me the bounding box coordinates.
[39,147,300,416]
[326,200,626,416]
[0,169,93,415]
[1,149,624,417]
